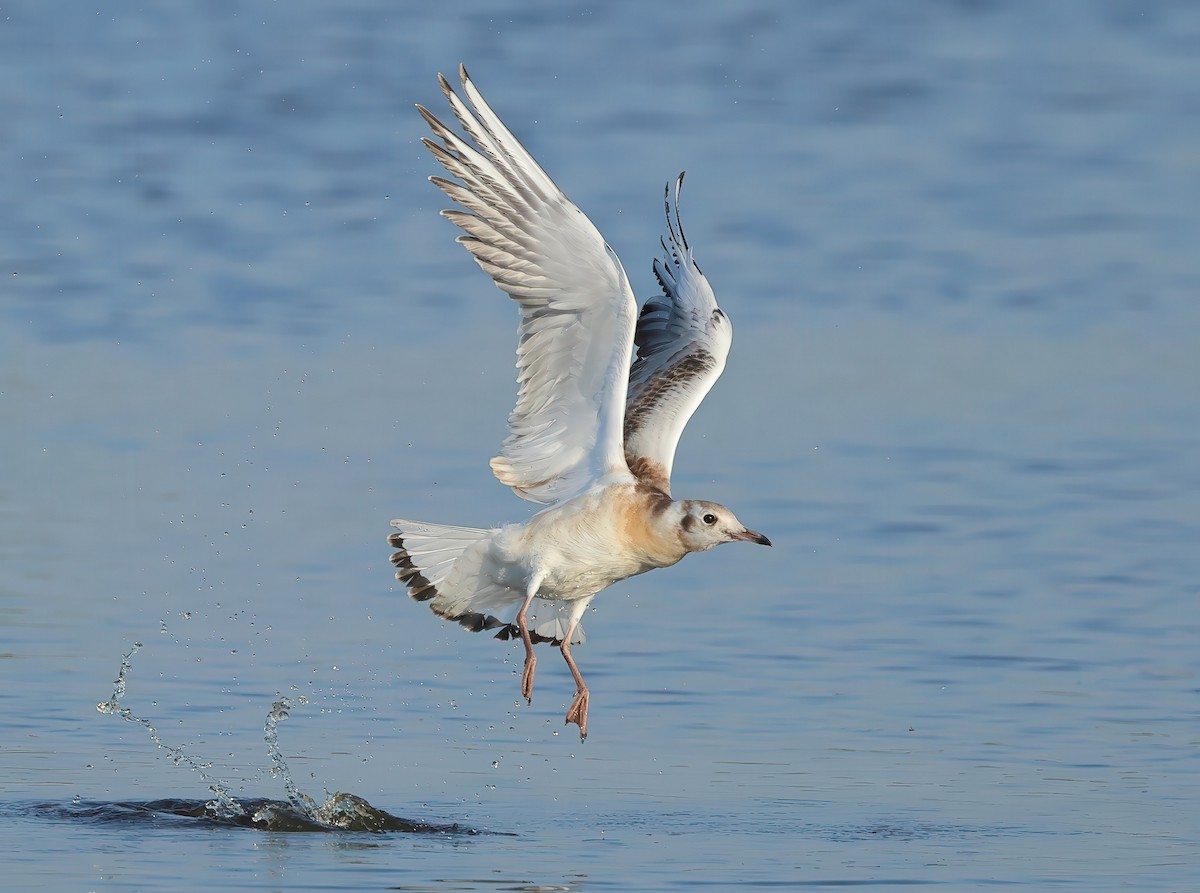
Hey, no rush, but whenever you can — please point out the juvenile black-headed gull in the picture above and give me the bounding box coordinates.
[389,66,770,740]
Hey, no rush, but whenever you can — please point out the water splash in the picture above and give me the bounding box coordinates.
[95,644,475,834]
[262,695,318,817]
[259,697,431,831]
[96,643,245,819]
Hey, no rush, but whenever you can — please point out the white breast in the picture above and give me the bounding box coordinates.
[494,484,685,601]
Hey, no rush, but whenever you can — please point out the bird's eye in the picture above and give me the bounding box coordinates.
[702,513,717,525]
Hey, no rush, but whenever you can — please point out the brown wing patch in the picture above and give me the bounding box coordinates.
[624,349,716,441]
[624,453,671,494]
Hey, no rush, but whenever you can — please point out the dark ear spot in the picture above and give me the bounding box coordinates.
[680,513,696,532]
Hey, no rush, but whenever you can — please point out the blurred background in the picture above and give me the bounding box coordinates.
[2,2,1198,890]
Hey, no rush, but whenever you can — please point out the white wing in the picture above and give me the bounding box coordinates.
[623,174,732,495]
[419,66,638,504]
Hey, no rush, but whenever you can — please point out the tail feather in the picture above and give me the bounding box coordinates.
[388,518,586,645]
[389,519,500,628]
[388,519,492,602]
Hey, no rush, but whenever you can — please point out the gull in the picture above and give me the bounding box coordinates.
[388,66,770,740]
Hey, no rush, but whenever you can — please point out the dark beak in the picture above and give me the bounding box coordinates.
[732,528,772,547]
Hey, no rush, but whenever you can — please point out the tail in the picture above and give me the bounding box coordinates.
[388,519,508,633]
[388,518,586,645]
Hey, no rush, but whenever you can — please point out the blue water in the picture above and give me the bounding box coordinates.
[3,1,1199,890]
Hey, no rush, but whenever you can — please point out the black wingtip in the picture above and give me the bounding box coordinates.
[663,171,690,253]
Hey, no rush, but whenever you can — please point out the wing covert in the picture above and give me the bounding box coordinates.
[623,173,732,494]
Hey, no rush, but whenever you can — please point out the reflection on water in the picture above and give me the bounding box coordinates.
[91,645,477,834]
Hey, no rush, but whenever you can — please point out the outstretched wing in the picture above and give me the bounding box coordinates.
[419,66,638,505]
[623,174,732,495]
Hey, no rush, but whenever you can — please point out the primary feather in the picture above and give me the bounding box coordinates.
[418,65,638,505]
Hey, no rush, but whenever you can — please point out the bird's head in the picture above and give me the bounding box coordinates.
[676,500,771,553]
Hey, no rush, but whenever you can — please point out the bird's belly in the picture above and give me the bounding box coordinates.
[537,560,638,601]
[505,483,684,602]
[534,541,661,601]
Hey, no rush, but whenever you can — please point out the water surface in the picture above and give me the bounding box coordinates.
[3,1,1199,890]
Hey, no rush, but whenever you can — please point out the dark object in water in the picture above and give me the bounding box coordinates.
[33,796,487,835]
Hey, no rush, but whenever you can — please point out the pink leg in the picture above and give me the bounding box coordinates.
[560,622,589,741]
[515,590,537,703]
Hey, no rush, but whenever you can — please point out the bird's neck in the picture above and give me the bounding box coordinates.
[612,484,689,569]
